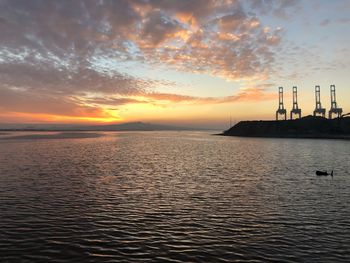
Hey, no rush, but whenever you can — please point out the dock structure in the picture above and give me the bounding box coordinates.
[276,87,287,121]
[313,85,326,117]
[329,85,343,119]
[290,86,301,120]
[274,85,345,120]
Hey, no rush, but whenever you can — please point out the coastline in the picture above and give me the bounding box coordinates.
[218,133,350,140]
[221,116,350,140]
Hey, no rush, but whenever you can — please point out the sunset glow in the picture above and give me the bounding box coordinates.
[0,111,123,124]
[0,0,349,128]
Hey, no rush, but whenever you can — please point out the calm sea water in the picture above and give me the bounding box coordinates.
[0,131,349,262]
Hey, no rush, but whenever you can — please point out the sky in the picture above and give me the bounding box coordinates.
[0,0,349,129]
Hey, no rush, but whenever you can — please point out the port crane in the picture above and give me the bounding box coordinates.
[275,85,346,120]
[314,85,326,117]
[329,85,343,119]
[290,86,302,120]
[276,87,287,121]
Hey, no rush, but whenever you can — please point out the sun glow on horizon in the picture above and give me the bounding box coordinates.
[0,111,123,124]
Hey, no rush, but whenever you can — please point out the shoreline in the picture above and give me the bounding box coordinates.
[218,133,350,141]
[222,116,350,141]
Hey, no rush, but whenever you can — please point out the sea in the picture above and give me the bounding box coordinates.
[0,131,349,262]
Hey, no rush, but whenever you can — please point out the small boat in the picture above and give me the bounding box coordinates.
[316,170,333,176]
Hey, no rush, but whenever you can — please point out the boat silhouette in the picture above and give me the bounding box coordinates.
[316,170,333,176]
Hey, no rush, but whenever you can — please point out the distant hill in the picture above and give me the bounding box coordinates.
[222,116,350,140]
[0,122,196,131]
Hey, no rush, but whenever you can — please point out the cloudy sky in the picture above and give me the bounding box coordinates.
[0,0,349,128]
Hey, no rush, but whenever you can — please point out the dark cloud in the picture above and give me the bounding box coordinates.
[0,87,85,116]
[138,10,185,47]
[0,61,156,96]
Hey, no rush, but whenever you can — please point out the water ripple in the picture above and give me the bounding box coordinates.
[0,132,350,262]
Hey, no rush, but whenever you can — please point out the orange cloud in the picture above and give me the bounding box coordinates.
[175,11,198,29]
[141,86,276,105]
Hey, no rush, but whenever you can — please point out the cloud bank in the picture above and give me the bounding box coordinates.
[0,0,289,123]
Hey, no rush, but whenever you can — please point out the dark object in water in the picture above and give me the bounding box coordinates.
[316,170,333,177]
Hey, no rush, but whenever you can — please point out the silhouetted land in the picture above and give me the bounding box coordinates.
[223,116,350,140]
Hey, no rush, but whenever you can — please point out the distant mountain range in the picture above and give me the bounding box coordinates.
[0,122,202,131]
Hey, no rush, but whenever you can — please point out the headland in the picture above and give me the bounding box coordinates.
[222,116,350,140]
